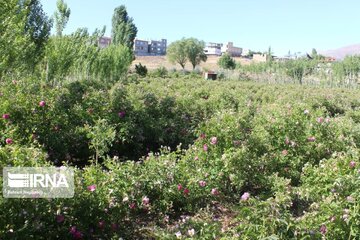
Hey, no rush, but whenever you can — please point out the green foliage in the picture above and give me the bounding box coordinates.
[167,39,188,69]
[85,119,116,163]
[218,53,236,70]
[54,0,71,37]
[3,74,360,238]
[284,59,315,84]
[151,66,168,78]
[135,63,148,77]
[167,38,207,70]
[332,55,360,85]
[185,38,207,70]
[0,0,51,76]
[93,44,133,82]
[44,28,132,83]
[111,5,137,49]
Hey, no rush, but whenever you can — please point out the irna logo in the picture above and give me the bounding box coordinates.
[3,167,74,198]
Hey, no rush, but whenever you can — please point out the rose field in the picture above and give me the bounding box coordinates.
[1,76,360,239]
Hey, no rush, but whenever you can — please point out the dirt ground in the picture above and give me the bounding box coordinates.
[131,55,252,71]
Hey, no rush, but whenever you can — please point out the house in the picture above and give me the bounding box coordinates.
[134,38,167,56]
[252,53,269,62]
[98,37,111,48]
[134,39,149,56]
[221,42,242,57]
[241,49,250,57]
[204,42,223,56]
[148,39,167,55]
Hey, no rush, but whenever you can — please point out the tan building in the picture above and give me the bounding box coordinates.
[253,53,269,63]
[221,42,242,57]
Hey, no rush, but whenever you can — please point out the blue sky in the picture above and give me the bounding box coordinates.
[40,0,360,56]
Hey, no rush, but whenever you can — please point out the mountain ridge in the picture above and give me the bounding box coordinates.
[320,44,360,60]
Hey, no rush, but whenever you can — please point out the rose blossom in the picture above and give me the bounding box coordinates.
[307,136,316,142]
[349,161,356,168]
[183,188,189,196]
[39,101,46,107]
[87,184,96,192]
[142,196,150,205]
[211,188,219,196]
[210,136,217,145]
[203,144,208,152]
[198,180,206,187]
[241,192,250,201]
[118,111,126,118]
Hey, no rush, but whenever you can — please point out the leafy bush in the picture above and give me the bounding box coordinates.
[134,63,148,77]
[218,53,236,70]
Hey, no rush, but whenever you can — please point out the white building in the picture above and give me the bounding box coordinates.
[204,42,223,56]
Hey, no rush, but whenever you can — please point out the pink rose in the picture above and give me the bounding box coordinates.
[129,202,136,209]
[241,192,250,201]
[349,161,356,168]
[142,196,150,205]
[199,180,206,187]
[210,137,217,145]
[317,117,324,123]
[87,184,96,192]
[211,188,219,196]
[118,111,126,118]
[39,101,46,107]
[307,136,316,142]
[203,144,208,152]
[183,188,190,196]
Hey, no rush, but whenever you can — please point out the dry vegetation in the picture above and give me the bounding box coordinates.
[131,55,251,71]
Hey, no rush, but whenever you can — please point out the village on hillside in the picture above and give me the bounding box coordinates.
[99,36,336,63]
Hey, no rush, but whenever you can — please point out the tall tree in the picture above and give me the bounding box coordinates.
[0,0,51,75]
[24,0,52,60]
[111,5,137,49]
[311,48,318,59]
[185,38,207,70]
[167,39,188,69]
[54,0,70,37]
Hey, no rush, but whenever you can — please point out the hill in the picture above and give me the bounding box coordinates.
[320,43,360,59]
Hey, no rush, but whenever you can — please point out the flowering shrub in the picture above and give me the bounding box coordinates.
[1,77,360,238]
